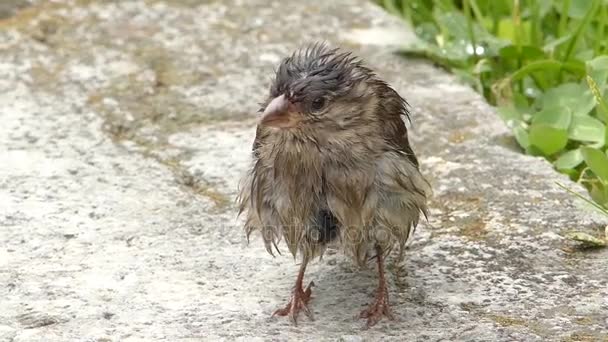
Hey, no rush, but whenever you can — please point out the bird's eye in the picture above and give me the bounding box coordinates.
[310,97,326,112]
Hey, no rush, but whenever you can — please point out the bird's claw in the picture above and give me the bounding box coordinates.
[360,285,394,328]
[272,281,315,325]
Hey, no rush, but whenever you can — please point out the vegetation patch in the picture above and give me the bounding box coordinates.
[378,0,608,210]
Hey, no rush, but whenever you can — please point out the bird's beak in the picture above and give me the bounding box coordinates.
[260,94,300,128]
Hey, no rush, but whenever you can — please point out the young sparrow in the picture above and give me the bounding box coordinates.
[238,43,430,328]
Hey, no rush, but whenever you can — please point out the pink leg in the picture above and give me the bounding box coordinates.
[360,245,394,328]
[272,261,315,325]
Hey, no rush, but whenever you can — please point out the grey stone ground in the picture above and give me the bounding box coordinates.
[1,0,607,341]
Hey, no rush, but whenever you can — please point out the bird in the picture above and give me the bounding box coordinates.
[237,43,430,328]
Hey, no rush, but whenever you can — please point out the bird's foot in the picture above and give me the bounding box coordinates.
[360,284,394,328]
[272,281,315,325]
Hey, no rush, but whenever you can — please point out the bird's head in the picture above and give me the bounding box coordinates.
[259,43,407,134]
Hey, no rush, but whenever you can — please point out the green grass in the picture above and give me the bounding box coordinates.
[378,0,608,209]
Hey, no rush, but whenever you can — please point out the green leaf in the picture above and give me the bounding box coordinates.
[498,106,523,122]
[520,46,545,61]
[473,59,492,74]
[497,18,531,44]
[499,45,545,62]
[508,60,586,85]
[536,0,555,17]
[543,34,573,54]
[575,49,595,61]
[540,83,596,116]
[568,115,606,143]
[514,125,530,149]
[565,0,595,19]
[436,11,469,40]
[561,0,601,61]
[499,45,519,60]
[400,42,468,68]
[414,22,440,43]
[497,18,516,42]
[532,106,572,129]
[587,55,608,72]
[560,168,579,178]
[581,147,608,184]
[587,55,608,90]
[554,148,584,170]
[528,124,569,156]
[590,181,608,207]
[513,93,531,112]
[434,10,506,57]
[498,106,530,149]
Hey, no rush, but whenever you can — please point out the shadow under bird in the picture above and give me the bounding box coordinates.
[238,43,430,328]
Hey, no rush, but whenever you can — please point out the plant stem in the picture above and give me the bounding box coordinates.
[556,182,608,216]
[530,0,542,46]
[464,0,478,60]
[596,3,607,55]
[558,0,571,38]
[508,59,586,84]
[489,1,500,35]
[513,0,524,93]
[563,0,600,62]
[469,0,485,27]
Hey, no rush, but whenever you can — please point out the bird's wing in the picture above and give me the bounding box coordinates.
[383,112,419,168]
[374,81,419,168]
[396,124,419,168]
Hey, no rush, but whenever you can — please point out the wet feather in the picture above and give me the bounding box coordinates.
[237,43,430,266]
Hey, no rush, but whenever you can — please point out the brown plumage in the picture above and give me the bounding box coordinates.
[238,43,430,327]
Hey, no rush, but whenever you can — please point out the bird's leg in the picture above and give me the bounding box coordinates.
[272,260,315,324]
[360,245,394,328]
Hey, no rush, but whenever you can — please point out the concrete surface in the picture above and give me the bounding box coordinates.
[1,0,607,341]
